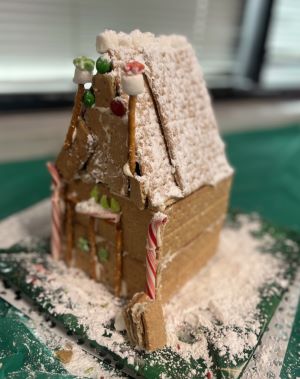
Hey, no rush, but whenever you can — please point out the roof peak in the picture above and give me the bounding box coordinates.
[96,29,189,54]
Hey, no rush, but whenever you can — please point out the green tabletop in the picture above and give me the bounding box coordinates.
[0,123,299,378]
[226,124,300,232]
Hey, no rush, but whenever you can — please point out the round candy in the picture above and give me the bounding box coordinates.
[110,98,127,117]
[83,90,95,107]
[96,56,112,74]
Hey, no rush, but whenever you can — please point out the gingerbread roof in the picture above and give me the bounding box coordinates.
[58,30,233,209]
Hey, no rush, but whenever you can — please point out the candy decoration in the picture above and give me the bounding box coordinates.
[110,197,121,213]
[124,61,145,75]
[98,247,109,263]
[121,75,144,97]
[47,162,63,261]
[77,237,90,253]
[96,55,112,74]
[73,56,95,72]
[65,56,94,149]
[90,186,99,202]
[110,97,127,117]
[122,61,145,174]
[145,213,168,300]
[83,90,95,107]
[73,56,95,85]
[100,195,109,209]
[122,60,145,96]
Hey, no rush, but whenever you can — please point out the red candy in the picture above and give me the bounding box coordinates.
[110,98,127,117]
[124,60,145,75]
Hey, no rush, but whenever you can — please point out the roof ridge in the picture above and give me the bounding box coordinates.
[96,29,189,53]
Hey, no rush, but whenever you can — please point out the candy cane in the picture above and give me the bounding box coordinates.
[47,162,63,261]
[146,213,168,300]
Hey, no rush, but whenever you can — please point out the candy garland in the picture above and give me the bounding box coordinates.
[146,213,168,300]
[64,56,95,149]
[121,61,145,174]
[47,162,63,261]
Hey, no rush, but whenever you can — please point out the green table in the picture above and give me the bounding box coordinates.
[226,124,300,232]
[0,123,299,378]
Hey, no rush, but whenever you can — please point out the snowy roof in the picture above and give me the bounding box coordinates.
[59,30,233,209]
[104,30,233,206]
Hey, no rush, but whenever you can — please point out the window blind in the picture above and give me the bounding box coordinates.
[0,0,243,94]
[261,0,300,88]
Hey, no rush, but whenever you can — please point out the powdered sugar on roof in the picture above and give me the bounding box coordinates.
[97,29,188,53]
[102,30,233,204]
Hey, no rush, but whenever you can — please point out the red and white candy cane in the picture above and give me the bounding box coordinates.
[47,162,63,261]
[146,213,168,300]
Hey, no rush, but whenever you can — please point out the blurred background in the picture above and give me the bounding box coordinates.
[0,0,299,229]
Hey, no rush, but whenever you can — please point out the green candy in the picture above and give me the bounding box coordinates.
[90,186,99,202]
[83,59,95,72]
[110,197,120,213]
[77,237,89,253]
[97,247,109,263]
[100,195,110,209]
[73,56,95,72]
[96,56,112,74]
[83,90,95,107]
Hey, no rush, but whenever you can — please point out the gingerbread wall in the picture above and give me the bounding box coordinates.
[59,175,231,300]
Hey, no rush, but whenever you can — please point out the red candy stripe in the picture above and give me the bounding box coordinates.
[47,162,62,261]
[145,214,167,300]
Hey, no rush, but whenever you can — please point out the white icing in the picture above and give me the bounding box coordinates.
[123,162,133,177]
[73,67,93,84]
[121,74,144,96]
[75,198,120,223]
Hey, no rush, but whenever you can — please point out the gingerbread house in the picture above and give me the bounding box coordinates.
[49,30,233,351]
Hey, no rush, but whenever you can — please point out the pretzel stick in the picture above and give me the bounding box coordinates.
[114,221,123,297]
[128,95,137,174]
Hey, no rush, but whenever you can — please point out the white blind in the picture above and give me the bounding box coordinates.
[262,0,300,88]
[0,0,243,94]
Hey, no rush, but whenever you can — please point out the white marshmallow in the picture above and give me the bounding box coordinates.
[96,31,119,53]
[121,74,144,96]
[73,67,93,84]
